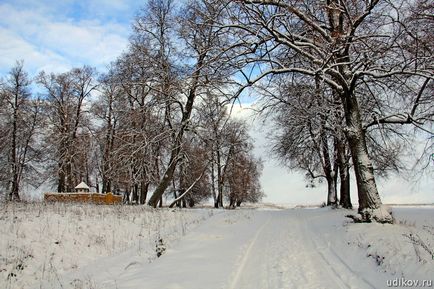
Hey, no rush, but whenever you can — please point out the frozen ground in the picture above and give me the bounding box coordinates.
[1,203,433,289]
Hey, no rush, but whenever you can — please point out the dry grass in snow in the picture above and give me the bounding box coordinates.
[0,202,214,289]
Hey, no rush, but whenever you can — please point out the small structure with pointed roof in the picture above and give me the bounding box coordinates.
[45,181,122,204]
[75,181,90,193]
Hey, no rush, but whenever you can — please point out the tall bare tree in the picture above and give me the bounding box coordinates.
[146,0,233,207]
[37,66,97,192]
[93,72,120,194]
[170,138,211,208]
[0,61,42,201]
[226,144,264,208]
[197,93,234,208]
[224,0,433,222]
[270,78,341,207]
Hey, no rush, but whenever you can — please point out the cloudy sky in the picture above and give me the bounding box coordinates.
[1,1,432,205]
[0,0,142,75]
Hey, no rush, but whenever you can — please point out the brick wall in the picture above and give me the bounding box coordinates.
[44,192,123,205]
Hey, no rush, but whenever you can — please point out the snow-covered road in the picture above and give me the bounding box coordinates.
[225,210,374,289]
[96,209,386,289]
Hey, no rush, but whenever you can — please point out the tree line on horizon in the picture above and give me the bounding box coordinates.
[0,0,432,221]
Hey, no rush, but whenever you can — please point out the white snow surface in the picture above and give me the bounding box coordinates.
[1,203,433,289]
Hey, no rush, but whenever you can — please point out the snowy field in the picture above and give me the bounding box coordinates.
[1,203,433,289]
[0,202,216,289]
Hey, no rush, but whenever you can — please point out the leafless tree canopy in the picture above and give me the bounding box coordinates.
[219,0,432,222]
[0,61,42,201]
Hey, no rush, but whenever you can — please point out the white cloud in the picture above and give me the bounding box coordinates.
[87,0,130,13]
[0,28,71,74]
[38,20,129,64]
[0,3,130,75]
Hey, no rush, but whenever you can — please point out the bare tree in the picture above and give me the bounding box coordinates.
[226,147,264,208]
[270,78,341,207]
[37,66,97,192]
[107,31,172,204]
[170,138,211,208]
[0,61,42,201]
[224,0,433,222]
[196,93,234,208]
[93,72,120,194]
[145,0,233,207]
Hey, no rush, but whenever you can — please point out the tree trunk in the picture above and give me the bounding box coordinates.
[9,104,20,201]
[188,198,195,207]
[102,179,111,194]
[229,194,236,208]
[148,150,180,207]
[174,190,181,207]
[339,167,351,209]
[132,183,139,204]
[9,175,20,201]
[211,151,218,208]
[320,126,337,206]
[326,175,337,206]
[139,181,149,205]
[123,188,130,204]
[66,159,74,192]
[147,53,206,208]
[337,140,352,209]
[58,163,66,193]
[342,93,392,223]
[178,162,185,208]
[102,92,114,194]
[216,148,223,208]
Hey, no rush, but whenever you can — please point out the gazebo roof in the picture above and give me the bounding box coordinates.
[75,182,90,190]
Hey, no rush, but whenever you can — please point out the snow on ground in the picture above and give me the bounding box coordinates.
[348,206,434,280]
[0,202,216,289]
[1,203,433,289]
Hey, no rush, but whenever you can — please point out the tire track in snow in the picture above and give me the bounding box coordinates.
[228,214,272,289]
[227,210,341,289]
[282,211,347,289]
[299,212,377,289]
[227,210,374,289]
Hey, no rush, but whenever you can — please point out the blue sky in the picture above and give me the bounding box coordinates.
[1,1,432,205]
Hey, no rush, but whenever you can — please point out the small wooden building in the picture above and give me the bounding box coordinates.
[75,182,90,193]
[44,181,122,205]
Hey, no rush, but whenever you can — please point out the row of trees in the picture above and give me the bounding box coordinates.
[0,60,263,208]
[1,0,432,221]
[0,0,264,208]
